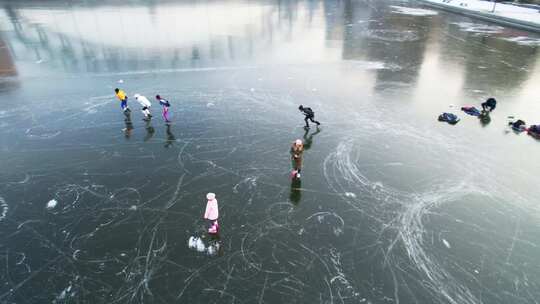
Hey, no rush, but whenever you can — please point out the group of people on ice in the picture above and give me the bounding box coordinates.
[199,106,320,234]
[115,88,171,123]
[114,88,322,235]
[438,97,540,138]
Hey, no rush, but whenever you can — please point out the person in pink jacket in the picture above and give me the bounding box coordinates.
[204,193,219,234]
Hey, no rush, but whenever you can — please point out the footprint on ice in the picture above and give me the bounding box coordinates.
[46,199,58,209]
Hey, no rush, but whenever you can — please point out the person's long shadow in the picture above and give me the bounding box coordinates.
[303,126,321,151]
[290,178,302,205]
[144,120,155,142]
[289,127,321,205]
[123,111,133,139]
[164,124,176,148]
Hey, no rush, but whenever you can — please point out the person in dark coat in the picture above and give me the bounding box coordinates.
[299,105,321,129]
[481,98,497,112]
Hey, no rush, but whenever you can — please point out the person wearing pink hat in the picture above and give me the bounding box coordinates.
[290,139,304,179]
[204,193,219,234]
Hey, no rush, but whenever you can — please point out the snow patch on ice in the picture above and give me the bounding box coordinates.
[390,6,438,16]
[346,60,401,71]
[442,239,451,249]
[344,192,356,198]
[56,284,73,301]
[188,236,220,255]
[0,197,8,222]
[188,236,206,252]
[502,36,540,46]
[451,22,504,34]
[364,29,421,42]
[46,199,58,209]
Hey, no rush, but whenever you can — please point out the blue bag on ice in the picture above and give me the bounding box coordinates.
[461,106,481,116]
[438,113,459,124]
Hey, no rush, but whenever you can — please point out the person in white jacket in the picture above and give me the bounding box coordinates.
[134,94,152,120]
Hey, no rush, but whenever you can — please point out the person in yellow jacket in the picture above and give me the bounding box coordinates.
[115,88,130,112]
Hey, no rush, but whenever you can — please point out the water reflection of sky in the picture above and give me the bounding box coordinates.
[2,1,539,111]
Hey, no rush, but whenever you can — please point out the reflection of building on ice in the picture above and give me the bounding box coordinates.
[0,33,17,77]
[0,32,18,91]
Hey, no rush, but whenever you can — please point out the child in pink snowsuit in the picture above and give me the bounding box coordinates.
[204,193,219,234]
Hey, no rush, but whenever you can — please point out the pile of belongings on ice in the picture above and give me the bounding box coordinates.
[438,112,460,124]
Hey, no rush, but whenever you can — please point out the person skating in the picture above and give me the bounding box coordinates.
[156,94,171,123]
[115,88,130,113]
[298,105,320,129]
[481,98,497,112]
[204,193,219,234]
[290,139,304,179]
[134,94,152,120]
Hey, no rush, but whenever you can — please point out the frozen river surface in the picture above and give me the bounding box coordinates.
[1,0,540,303]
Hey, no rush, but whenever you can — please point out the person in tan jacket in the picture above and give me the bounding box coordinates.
[290,139,304,179]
